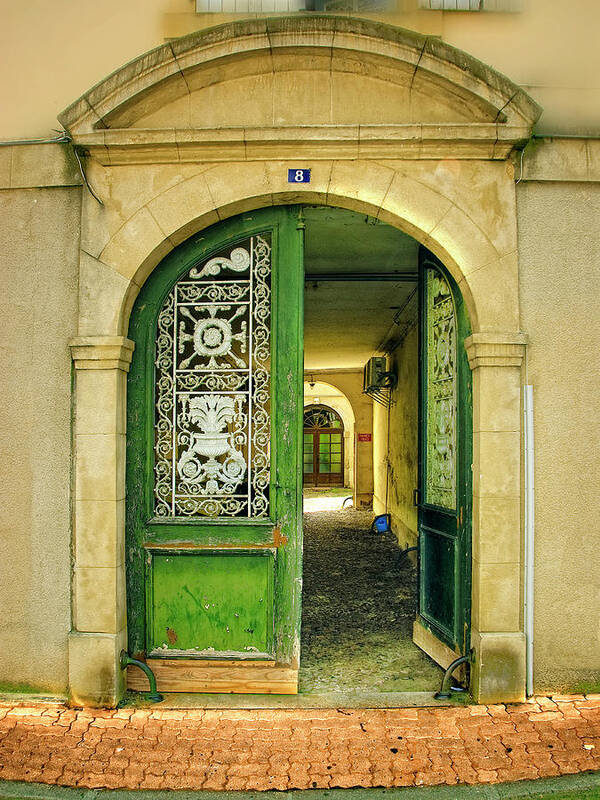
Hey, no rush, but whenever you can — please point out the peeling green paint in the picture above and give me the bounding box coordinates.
[126,207,304,668]
[418,248,472,656]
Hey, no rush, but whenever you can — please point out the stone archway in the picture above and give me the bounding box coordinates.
[65,16,535,706]
[304,382,356,490]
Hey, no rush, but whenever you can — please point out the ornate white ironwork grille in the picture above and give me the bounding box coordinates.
[425,268,457,511]
[154,235,271,518]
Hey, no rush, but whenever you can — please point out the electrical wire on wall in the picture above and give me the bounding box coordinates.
[0,130,103,206]
[72,147,104,205]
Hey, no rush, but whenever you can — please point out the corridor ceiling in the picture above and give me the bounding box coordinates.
[303,206,418,371]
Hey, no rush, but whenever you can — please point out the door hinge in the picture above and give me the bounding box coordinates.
[273,527,288,548]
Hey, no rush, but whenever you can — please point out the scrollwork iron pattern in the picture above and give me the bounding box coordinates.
[425,268,457,510]
[154,235,271,518]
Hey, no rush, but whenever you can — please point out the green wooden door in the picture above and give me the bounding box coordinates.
[417,248,472,659]
[126,207,304,691]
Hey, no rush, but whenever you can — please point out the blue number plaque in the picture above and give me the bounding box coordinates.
[288,168,311,183]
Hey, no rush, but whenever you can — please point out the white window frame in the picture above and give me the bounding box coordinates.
[418,0,522,9]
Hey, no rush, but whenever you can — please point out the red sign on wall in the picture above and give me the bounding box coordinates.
[357,433,372,442]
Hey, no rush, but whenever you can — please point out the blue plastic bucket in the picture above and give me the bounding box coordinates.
[372,513,391,533]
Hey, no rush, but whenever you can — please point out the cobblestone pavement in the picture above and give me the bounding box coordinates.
[0,696,599,791]
[300,509,442,694]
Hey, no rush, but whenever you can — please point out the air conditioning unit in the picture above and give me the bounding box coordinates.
[363,357,388,393]
[363,357,397,407]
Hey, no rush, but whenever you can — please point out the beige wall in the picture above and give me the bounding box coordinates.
[517,180,600,692]
[3,0,600,140]
[373,325,419,548]
[0,146,81,692]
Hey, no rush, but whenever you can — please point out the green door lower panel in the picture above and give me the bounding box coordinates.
[149,551,274,657]
[419,526,458,644]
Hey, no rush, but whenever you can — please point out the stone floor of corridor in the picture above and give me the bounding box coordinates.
[1,697,600,790]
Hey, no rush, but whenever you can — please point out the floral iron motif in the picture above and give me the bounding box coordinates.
[189,247,250,279]
[154,235,271,518]
[177,305,247,370]
[425,268,457,510]
[177,395,247,495]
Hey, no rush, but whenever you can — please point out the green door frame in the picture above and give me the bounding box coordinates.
[417,247,473,658]
[126,207,304,674]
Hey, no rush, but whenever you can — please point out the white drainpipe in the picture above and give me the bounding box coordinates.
[523,385,535,697]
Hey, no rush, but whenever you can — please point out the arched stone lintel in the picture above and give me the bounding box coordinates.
[58,16,541,136]
[79,161,520,339]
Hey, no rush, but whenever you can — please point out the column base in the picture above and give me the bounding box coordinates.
[68,630,127,708]
[471,629,526,704]
[354,492,373,508]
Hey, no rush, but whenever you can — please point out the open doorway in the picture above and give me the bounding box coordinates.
[124,203,470,699]
[300,206,469,699]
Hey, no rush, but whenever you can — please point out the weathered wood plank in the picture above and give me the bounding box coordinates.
[127,660,298,694]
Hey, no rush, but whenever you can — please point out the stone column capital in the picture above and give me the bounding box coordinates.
[464,332,527,370]
[70,336,135,371]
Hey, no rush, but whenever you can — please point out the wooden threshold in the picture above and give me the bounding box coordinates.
[413,617,463,673]
[127,658,298,694]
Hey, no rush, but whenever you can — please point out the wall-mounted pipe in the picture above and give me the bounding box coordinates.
[119,651,163,703]
[0,133,71,147]
[523,385,535,697]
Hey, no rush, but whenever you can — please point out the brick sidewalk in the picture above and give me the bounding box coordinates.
[0,696,599,791]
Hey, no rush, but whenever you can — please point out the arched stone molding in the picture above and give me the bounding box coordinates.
[304,381,356,489]
[70,176,526,704]
[59,17,540,137]
[70,178,526,706]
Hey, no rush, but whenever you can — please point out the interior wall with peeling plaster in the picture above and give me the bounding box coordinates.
[372,325,419,549]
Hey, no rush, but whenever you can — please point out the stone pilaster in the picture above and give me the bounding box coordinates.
[69,336,134,707]
[465,332,527,703]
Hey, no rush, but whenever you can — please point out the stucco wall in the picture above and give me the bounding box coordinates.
[517,180,600,692]
[0,148,81,692]
[372,325,418,547]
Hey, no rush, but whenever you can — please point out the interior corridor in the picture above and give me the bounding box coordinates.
[299,506,442,695]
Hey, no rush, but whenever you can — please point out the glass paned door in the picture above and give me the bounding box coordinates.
[303,432,315,484]
[303,405,344,487]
